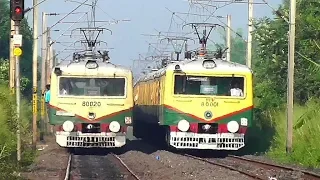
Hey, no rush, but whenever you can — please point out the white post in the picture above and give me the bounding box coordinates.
[247,0,253,68]
[226,15,231,61]
[32,0,39,148]
[286,0,296,154]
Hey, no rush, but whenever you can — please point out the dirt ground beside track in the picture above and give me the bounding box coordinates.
[117,139,252,180]
[21,136,69,180]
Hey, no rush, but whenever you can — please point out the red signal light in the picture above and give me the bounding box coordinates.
[10,0,25,21]
[15,7,22,14]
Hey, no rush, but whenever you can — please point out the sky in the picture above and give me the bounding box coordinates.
[24,0,282,75]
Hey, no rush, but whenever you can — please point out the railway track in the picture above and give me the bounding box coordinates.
[183,154,263,180]
[64,152,140,180]
[110,153,141,180]
[227,155,320,180]
[183,154,320,180]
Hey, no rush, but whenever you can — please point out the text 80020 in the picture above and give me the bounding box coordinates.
[82,101,101,107]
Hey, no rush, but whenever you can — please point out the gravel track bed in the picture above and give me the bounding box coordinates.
[21,136,69,180]
[213,157,304,180]
[70,152,134,180]
[241,155,320,175]
[116,140,253,180]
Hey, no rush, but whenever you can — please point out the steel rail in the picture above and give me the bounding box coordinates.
[111,153,141,180]
[183,154,263,179]
[64,154,72,180]
[228,155,320,180]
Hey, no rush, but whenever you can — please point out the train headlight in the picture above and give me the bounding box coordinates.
[62,121,74,132]
[174,65,182,72]
[177,119,189,132]
[88,112,96,120]
[109,121,121,133]
[202,60,216,69]
[86,61,98,69]
[175,65,181,70]
[54,67,62,76]
[227,121,239,133]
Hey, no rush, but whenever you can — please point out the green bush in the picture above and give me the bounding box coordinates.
[0,84,35,179]
[267,98,320,168]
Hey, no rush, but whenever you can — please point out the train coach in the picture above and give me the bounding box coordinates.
[47,52,133,148]
[133,53,253,150]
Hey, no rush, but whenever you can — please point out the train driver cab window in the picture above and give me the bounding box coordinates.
[59,79,70,95]
[58,77,126,97]
[174,75,244,97]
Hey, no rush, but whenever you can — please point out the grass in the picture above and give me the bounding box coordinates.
[0,84,35,179]
[267,99,320,168]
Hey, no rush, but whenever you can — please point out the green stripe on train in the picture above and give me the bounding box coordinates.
[134,105,253,126]
[48,106,133,125]
[162,106,253,126]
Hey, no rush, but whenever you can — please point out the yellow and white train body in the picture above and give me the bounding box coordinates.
[48,59,133,148]
[133,56,253,150]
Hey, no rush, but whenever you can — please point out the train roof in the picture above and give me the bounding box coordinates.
[135,57,252,83]
[54,60,132,75]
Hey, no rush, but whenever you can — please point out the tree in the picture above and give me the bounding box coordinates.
[252,0,320,109]
[0,0,34,98]
[213,28,247,65]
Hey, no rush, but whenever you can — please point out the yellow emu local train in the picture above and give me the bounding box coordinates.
[133,56,253,150]
[48,56,133,148]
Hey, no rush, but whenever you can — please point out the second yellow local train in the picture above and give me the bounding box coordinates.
[133,54,253,150]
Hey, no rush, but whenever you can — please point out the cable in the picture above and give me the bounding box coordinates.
[261,0,289,23]
[198,3,247,42]
[95,5,116,20]
[36,0,90,39]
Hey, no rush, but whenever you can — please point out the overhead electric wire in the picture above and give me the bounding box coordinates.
[197,3,247,42]
[37,0,90,39]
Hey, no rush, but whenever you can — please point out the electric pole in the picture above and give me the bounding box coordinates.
[40,12,47,140]
[53,49,57,66]
[247,0,253,68]
[45,28,51,134]
[226,14,231,62]
[286,0,296,154]
[46,27,51,85]
[49,42,53,79]
[9,20,15,94]
[47,41,54,134]
[32,0,38,148]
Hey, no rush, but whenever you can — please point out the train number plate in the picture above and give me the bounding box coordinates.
[82,101,101,107]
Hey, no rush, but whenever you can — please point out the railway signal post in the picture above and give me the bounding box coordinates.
[9,20,15,95]
[10,0,25,161]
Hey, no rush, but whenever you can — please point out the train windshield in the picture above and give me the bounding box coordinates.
[58,77,125,97]
[174,75,244,97]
